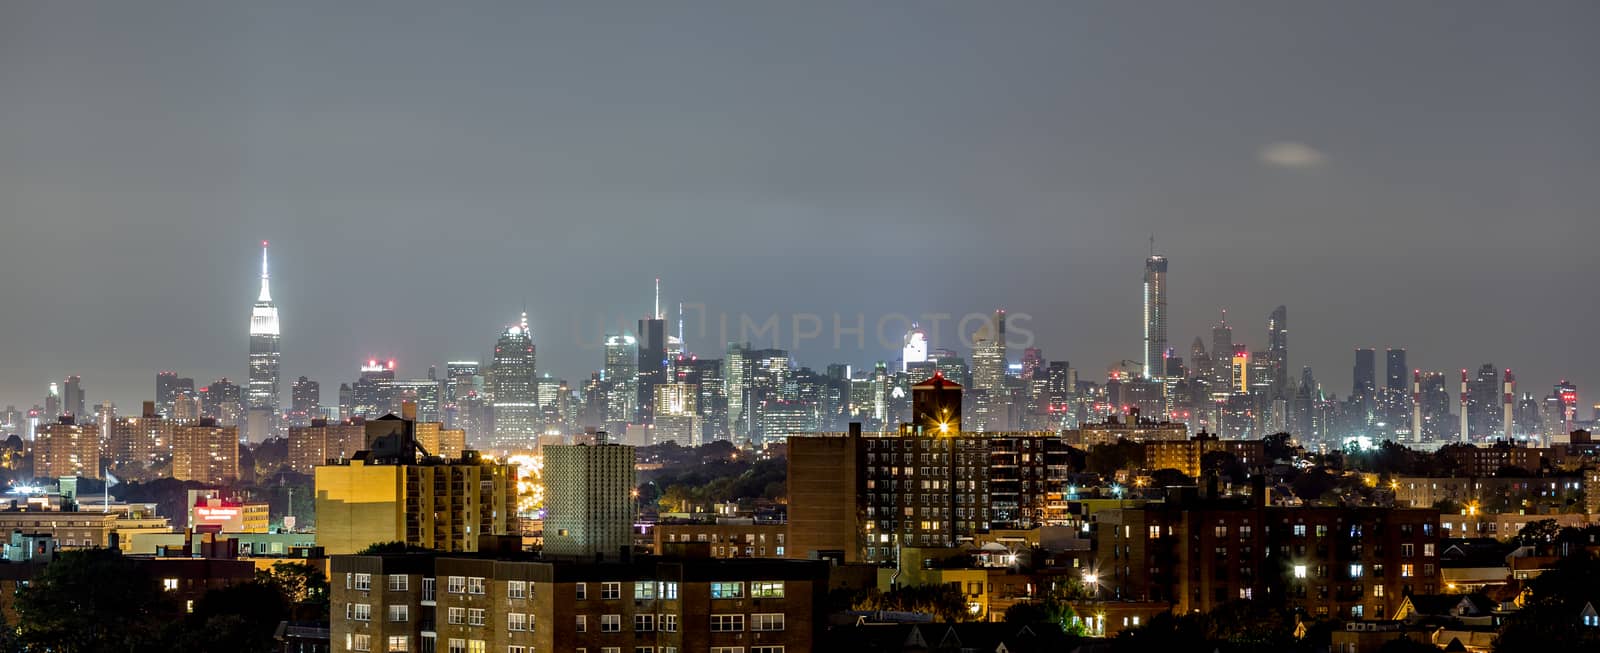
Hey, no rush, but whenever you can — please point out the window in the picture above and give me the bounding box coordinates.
[354,573,372,591]
[635,649,655,653]
[711,614,745,632]
[576,583,587,600]
[575,615,586,632]
[388,575,409,591]
[163,578,178,591]
[422,578,436,602]
[389,604,410,622]
[752,613,785,631]
[447,576,466,594]
[751,581,785,598]
[467,577,486,595]
[507,580,527,599]
[1292,524,1306,537]
[1349,564,1363,579]
[1374,584,1385,598]
[660,582,679,600]
[509,648,526,653]
[1293,565,1308,579]
[635,582,656,600]
[660,614,678,632]
[349,634,371,652]
[448,607,464,625]
[601,649,620,653]
[1401,564,1415,578]
[467,642,485,653]
[348,603,372,622]
[388,636,410,652]
[447,640,465,653]
[468,609,485,626]
[601,614,622,632]
[508,613,528,631]
[602,582,622,599]
[1423,543,1435,557]
[634,614,656,631]
[754,649,786,653]
[710,648,745,653]
[1401,544,1414,558]
[711,582,744,599]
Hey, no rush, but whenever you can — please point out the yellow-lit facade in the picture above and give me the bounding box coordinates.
[314,457,517,555]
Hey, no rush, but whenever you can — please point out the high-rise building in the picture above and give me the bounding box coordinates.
[969,310,1007,432]
[1385,349,1408,395]
[61,375,85,419]
[1266,305,1288,398]
[108,402,171,477]
[1211,313,1234,395]
[601,334,638,433]
[1143,254,1168,380]
[637,283,668,425]
[902,325,930,372]
[542,443,637,559]
[1352,348,1376,402]
[652,383,701,447]
[1467,364,1500,438]
[34,416,100,479]
[315,420,517,554]
[489,314,538,451]
[247,241,283,441]
[200,378,244,426]
[390,378,443,424]
[349,361,397,419]
[289,376,320,427]
[155,372,194,418]
[724,343,750,437]
[44,382,60,421]
[288,418,367,474]
[172,419,240,483]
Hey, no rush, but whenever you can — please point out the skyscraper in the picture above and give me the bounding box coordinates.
[602,334,638,434]
[636,280,667,425]
[1266,306,1287,397]
[1384,349,1407,395]
[247,241,283,441]
[1352,349,1377,402]
[490,314,538,451]
[61,375,85,419]
[290,376,320,427]
[1143,254,1168,380]
[1210,312,1234,395]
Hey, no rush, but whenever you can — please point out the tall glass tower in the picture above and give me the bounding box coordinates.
[490,313,538,451]
[1142,255,1168,380]
[247,241,282,440]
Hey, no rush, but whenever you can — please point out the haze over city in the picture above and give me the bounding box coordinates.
[2,0,1594,409]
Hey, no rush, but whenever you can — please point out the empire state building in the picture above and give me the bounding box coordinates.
[247,241,282,441]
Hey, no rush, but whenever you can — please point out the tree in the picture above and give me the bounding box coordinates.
[1513,519,1562,546]
[1493,553,1600,651]
[853,584,976,622]
[1149,468,1195,488]
[1263,433,1297,462]
[257,560,329,608]
[1086,439,1144,477]
[170,581,290,653]
[355,541,435,555]
[15,549,173,652]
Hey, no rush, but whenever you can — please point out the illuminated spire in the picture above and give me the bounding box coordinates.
[257,240,272,303]
[654,278,662,320]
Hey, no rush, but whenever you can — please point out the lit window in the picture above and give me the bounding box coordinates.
[1401,564,1414,578]
[1349,564,1363,579]
[1293,565,1308,579]
[660,582,678,599]
[163,578,179,591]
[751,581,785,598]
[387,636,409,652]
[710,582,744,599]
[634,582,656,600]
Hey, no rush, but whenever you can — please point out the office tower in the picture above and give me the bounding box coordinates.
[443,361,484,441]
[1266,306,1288,397]
[289,376,320,427]
[1211,312,1234,393]
[969,310,1007,431]
[902,325,929,372]
[34,416,100,479]
[489,314,538,451]
[1143,254,1168,380]
[44,383,60,420]
[1553,380,1578,437]
[1467,364,1499,438]
[247,241,283,441]
[1352,348,1377,403]
[349,360,398,419]
[444,361,481,400]
[1420,372,1450,441]
[724,343,750,437]
[61,375,85,419]
[156,371,180,417]
[542,443,637,558]
[678,357,728,443]
[637,283,668,425]
[602,334,639,434]
[1384,349,1407,395]
[287,418,367,474]
[171,419,240,483]
[534,374,564,433]
[1230,346,1249,394]
[1190,337,1212,384]
[315,415,517,554]
[390,378,443,423]
[652,383,701,447]
[201,378,244,426]
[172,391,202,423]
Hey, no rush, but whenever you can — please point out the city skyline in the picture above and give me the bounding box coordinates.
[1,1,1594,410]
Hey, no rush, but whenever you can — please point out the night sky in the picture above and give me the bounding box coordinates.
[1,1,1595,410]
